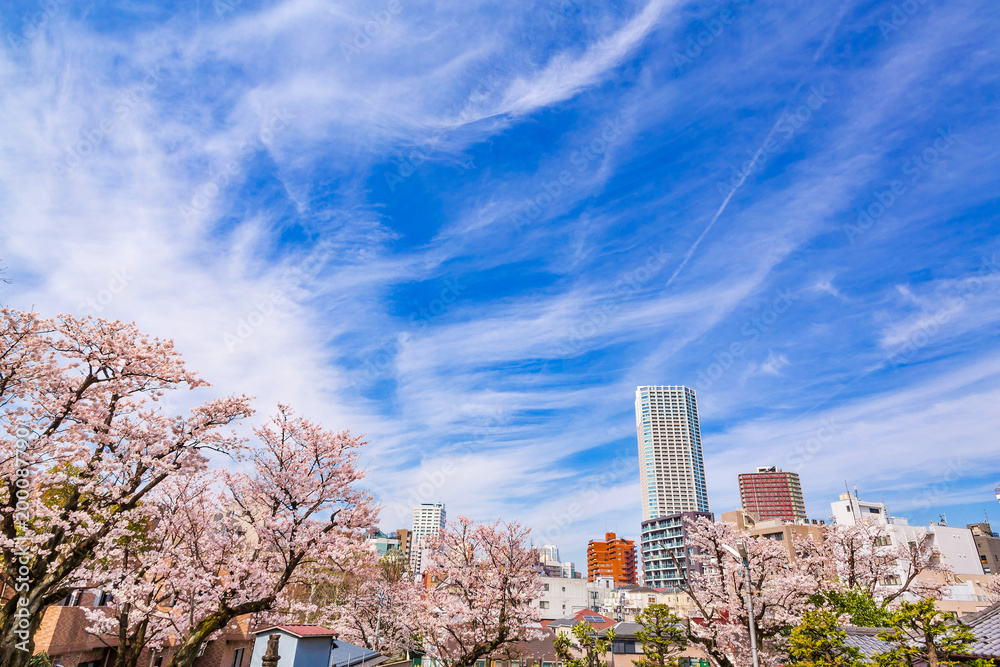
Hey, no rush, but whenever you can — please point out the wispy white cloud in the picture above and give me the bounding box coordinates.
[2,0,999,569]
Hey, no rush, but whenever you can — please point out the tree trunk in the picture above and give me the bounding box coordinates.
[167,611,234,667]
[115,615,149,667]
[0,592,47,667]
[926,630,939,667]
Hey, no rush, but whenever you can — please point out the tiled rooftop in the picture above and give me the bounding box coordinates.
[962,601,1000,657]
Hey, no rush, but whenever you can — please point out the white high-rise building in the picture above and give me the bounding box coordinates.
[410,502,446,574]
[636,385,710,520]
[540,544,560,565]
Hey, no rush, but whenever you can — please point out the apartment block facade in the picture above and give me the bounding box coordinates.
[410,502,446,574]
[635,386,711,588]
[635,386,710,520]
[587,532,637,586]
[738,466,807,522]
[969,523,1000,575]
[640,511,713,589]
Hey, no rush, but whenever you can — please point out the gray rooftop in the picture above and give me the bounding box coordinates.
[842,626,893,659]
[329,640,385,667]
[962,601,1000,657]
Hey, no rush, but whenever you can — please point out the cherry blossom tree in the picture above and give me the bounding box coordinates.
[319,549,425,657]
[415,516,544,667]
[669,517,817,667]
[82,474,219,667]
[983,575,1000,603]
[165,405,377,667]
[797,520,948,606]
[0,309,252,667]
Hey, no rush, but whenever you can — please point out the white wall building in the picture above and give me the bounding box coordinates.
[831,495,983,576]
[540,545,561,565]
[597,585,698,621]
[533,576,593,619]
[410,502,446,574]
[831,493,894,526]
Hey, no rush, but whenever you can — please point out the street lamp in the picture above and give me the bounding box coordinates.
[373,590,387,654]
[721,542,759,667]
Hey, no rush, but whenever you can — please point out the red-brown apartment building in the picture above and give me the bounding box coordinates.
[738,466,807,523]
[586,532,636,586]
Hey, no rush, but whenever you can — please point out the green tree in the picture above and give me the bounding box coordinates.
[28,653,52,667]
[634,604,688,667]
[787,610,869,667]
[554,622,616,667]
[874,599,991,667]
[814,589,891,628]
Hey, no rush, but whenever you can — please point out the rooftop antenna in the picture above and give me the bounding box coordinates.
[853,484,859,498]
[939,513,947,526]
[845,481,859,521]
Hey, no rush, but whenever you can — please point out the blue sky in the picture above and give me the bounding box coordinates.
[2,0,999,568]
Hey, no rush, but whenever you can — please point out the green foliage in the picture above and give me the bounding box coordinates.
[787,610,869,667]
[28,653,53,667]
[873,598,992,667]
[553,622,616,667]
[633,604,687,667]
[816,589,891,628]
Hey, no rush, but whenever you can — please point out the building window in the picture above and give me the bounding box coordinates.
[231,648,245,667]
[542,583,549,591]
[539,601,550,609]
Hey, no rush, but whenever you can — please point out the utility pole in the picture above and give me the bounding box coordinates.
[722,542,759,667]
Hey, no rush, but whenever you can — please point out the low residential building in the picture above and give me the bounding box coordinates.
[533,576,593,620]
[395,528,411,560]
[832,496,984,576]
[597,585,697,621]
[249,625,337,667]
[547,610,617,637]
[16,586,254,667]
[419,627,560,667]
[721,510,825,561]
[640,511,713,589]
[367,530,402,556]
[968,522,1000,575]
[831,492,892,526]
[587,532,637,586]
[597,621,710,667]
[844,600,1000,661]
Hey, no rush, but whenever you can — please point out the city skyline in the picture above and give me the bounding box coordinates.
[2,0,999,576]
